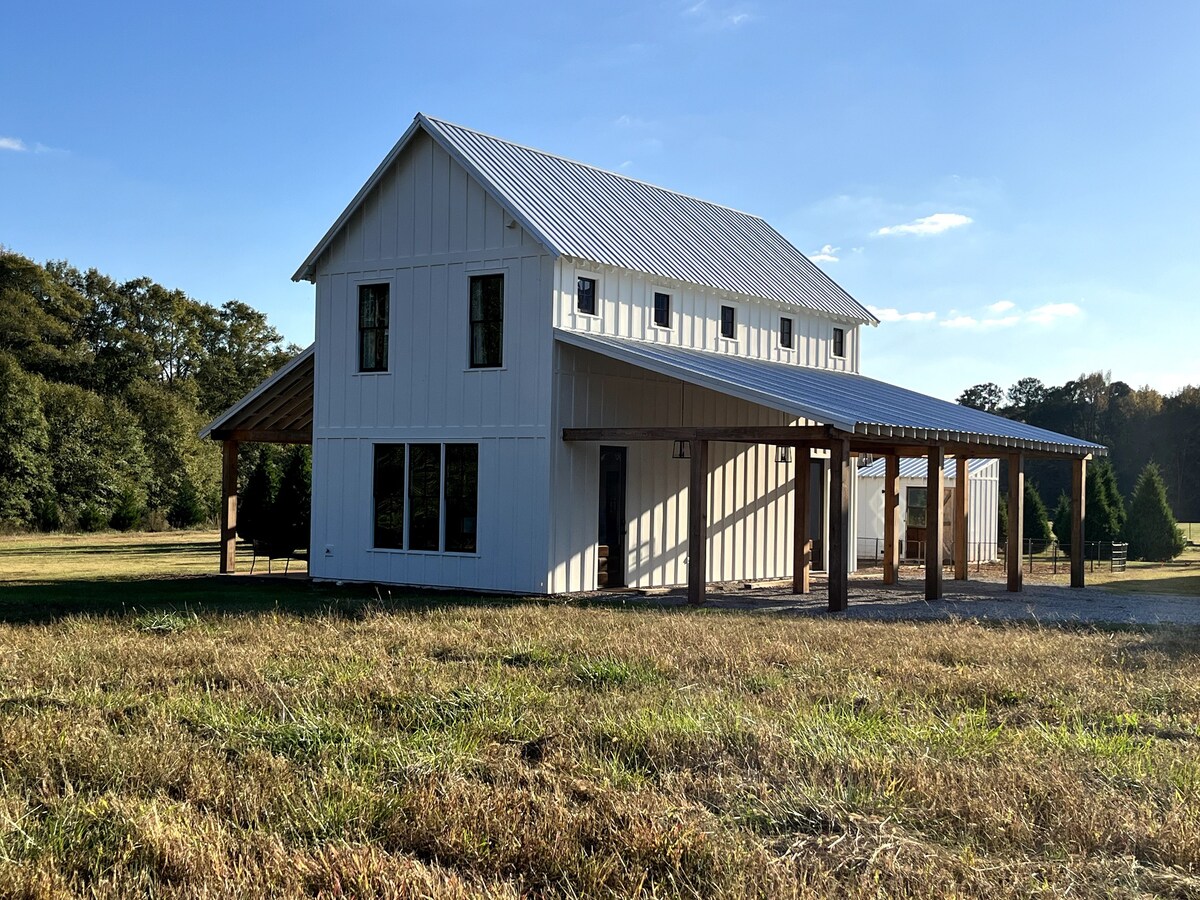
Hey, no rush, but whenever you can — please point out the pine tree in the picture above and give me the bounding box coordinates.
[168,474,206,528]
[1085,459,1125,543]
[1052,493,1072,547]
[1126,462,1186,561]
[1024,480,1053,544]
[237,447,280,543]
[274,446,311,550]
[998,493,1008,545]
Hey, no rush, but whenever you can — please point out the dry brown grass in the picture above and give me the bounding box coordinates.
[1,536,1199,897]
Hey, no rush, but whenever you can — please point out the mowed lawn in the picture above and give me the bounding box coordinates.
[1,534,1199,898]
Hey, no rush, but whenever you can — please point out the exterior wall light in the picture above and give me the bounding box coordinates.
[672,440,691,460]
[777,445,793,464]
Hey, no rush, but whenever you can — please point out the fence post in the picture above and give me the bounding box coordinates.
[1052,541,1058,575]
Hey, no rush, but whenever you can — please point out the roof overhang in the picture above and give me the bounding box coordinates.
[199,345,314,443]
[555,330,1105,459]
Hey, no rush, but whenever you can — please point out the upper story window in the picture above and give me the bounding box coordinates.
[720,305,736,339]
[832,327,846,358]
[653,292,671,328]
[577,277,597,315]
[469,273,504,368]
[780,316,793,349]
[358,283,389,372]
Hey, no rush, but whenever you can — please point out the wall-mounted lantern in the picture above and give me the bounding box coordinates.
[672,440,691,460]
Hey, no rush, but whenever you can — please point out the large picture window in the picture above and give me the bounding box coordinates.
[469,274,504,368]
[358,283,389,372]
[372,443,479,554]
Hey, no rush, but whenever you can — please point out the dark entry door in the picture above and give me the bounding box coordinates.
[597,447,627,588]
[809,459,826,571]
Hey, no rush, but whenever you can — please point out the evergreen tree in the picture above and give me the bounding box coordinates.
[1126,462,1186,560]
[109,485,146,531]
[998,493,1008,545]
[168,474,206,528]
[1052,493,1072,547]
[1024,480,1053,543]
[274,445,312,550]
[0,352,51,527]
[1085,458,1126,543]
[237,447,280,543]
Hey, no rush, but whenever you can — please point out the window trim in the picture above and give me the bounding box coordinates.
[719,303,737,341]
[651,289,672,330]
[467,271,505,370]
[780,316,794,350]
[575,272,601,318]
[832,326,846,359]
[354,277,393,375]
[370,441,481,556]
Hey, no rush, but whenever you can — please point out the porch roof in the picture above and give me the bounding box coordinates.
[199,345,314,443]
[555,329,1105,458]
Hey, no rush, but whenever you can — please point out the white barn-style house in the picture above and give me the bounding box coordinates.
[203,113,1103,609]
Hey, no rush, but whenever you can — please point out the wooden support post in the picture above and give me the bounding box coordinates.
[792,448,811,594]
[220,439,239,574]
[1071,456,1087,588]
[926,446,945,601]
[828,437,850,612]
[687,439,709,606]
[882,454,900,585]
[1007,452,1025,592]
[953,456,969,580]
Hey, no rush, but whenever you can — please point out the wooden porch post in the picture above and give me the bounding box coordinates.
[953,456,970,580]
[882,454,900,585]
[1007,452,1025,592]
[828,437,850,612]
[792,447,811,594]
[926,446,945,600]
[220,439,239,574]
[687,439,709,606]
[1071,456,1087,588]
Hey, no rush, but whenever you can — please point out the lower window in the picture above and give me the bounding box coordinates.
[372,443,479,553]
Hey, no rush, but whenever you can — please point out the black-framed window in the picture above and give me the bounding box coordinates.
[358,283,389,372]
[906,486,928,529]
[577,277,597,315]
[833,327,846,358]
[444,444,479,553]
[469,273,504,368]
[408,444,442,551]
[720,305,736,339]
[373,445,406,549]
[653,291,671,328]
[780,316,793,349]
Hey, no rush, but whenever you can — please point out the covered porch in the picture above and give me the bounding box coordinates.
[199,346,314,574]
[556,330,1104,611]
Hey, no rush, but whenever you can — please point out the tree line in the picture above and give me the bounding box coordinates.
[0,250,301,533]
[960,374,1194,560]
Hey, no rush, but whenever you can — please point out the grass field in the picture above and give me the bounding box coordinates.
[1,534,1199,897]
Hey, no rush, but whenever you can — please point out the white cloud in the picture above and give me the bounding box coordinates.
[808,244,839,263]
[980,315,1021,328]
[1026,302,1082,324]
[868,305,936,323]
[684,0,754,28]
[874,212,973,237]
[987,299,1015,313]
[941,315,979,329]
[0,137,28,152]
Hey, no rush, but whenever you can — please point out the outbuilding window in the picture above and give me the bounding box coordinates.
[720,305,736,339]
[577,277,597,315]
[358,283,389,372]
[653,292,671,328]
[780,316,793,349]
[372,443,479,554]
[469,273,504,368]
[833,327,846,358]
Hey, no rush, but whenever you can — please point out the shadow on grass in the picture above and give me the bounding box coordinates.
[0,541,221,558]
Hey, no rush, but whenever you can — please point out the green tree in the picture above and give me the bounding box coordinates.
[1024,480,1053,544]
[958,383,1003,412]
[168,474,207,528]
[1126,462,1186,561]
[0,352,51,527]
[274,445,312,550]
[1007,377,1047,413]
[1052,493,1072,547]
[196,301,297,417]
[237,446,280,543]
[998,492,1008,545]
[1085,459,1125,543]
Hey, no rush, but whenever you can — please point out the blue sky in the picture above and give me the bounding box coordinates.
[3,1,1197,400]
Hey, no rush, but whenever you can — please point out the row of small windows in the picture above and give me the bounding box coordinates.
[358,278,847,372]
[373,443,479,553]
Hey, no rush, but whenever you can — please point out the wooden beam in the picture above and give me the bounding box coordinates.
[220,440,239,574]
[563,425,831,443]
[687,439,709,606]
[1007,452,1025,592]
[926,446,945,601]
[828,437,850,612]
[792,455,811,594]
[882,454,900,585]
[1071,456,1087,588]
[953,456,970,580]
[210,428,312,444]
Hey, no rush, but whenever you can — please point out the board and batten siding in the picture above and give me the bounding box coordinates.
[548,344,856,593]
[552,257,860,371]
[308,130,555,593]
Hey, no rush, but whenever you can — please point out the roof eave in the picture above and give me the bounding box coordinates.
[199,344,315,439]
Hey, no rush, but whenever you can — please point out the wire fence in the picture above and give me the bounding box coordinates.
[857,538,1130,574]
[856,538,997,572]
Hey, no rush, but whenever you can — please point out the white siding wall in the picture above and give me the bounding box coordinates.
[549,344,852,593]
[309,131,554,592]
[552,258,860,371]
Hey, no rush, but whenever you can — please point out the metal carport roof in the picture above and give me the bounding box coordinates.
[555,330,1105,457]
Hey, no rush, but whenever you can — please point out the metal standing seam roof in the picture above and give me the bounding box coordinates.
[555,330,1106,457]
[857,456,998,479]
[199,345,314,440]
[295,114,877,326]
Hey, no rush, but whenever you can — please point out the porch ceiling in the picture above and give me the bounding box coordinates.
[200,345,314,443]
[554,330,1105,458]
